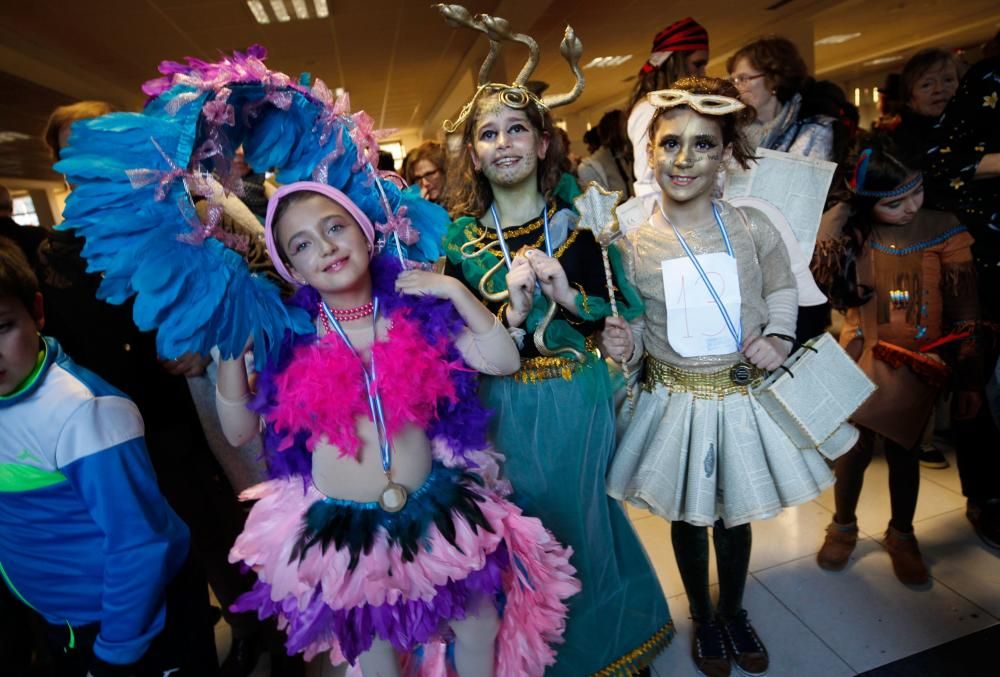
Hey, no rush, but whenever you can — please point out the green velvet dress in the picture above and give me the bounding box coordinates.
[444,202,673,675]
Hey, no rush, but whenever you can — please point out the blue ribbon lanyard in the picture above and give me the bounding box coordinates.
[664,202,743,347]
[320,299,393,476]
[489,203,552,268]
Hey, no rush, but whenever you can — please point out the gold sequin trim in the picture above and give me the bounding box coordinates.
[589,621,675,676]
[465,222,580,262]
[512,355,586,383]
[642,355,764,398]
[478,205,558,239]
[553,229,579,257]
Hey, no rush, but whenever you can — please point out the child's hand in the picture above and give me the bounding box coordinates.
[598,316,634,362]
[525,249,574,308]
[953,390,983,421]
[505,255,536,327]
[741,335,792,371]
[395,270,459,300]
[161,351,211,377]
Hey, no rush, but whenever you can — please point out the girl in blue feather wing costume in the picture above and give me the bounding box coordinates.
[55,45,582,676]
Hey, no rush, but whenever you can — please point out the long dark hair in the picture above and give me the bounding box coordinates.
[823,133,915,310]
[444,92,567,218]
[628,55,693,112]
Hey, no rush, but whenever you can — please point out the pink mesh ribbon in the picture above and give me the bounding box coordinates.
[203,88,236,127]
[125,137,187,202]
[349,109,394,171]
[375,205,420,246]
[176,198,249,253]
[311,130,346,185]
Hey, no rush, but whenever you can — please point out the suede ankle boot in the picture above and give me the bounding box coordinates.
[817,520,858,571]
[884,525,929,585]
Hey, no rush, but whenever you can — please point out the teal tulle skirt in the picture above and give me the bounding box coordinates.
[481,358,673,676]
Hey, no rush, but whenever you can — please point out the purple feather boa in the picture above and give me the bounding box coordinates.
[250,256,492,480]
[232,543,508,663]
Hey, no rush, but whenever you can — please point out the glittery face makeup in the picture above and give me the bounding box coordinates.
[470,99,549,189]
[649,107,726,205]
[872,176,924,226]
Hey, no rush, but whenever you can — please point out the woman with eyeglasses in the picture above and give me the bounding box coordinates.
[405,141,448,205]
[727,36,856,164]
[728,36,858,344]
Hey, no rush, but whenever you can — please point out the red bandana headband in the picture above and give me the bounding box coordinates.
[640,17,709,76]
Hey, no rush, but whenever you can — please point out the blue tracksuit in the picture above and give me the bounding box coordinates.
[0,336,189,667]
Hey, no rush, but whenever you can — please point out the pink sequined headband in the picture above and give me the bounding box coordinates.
[264,181,376,286]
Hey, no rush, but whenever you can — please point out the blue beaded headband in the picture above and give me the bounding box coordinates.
[849,148,922,198]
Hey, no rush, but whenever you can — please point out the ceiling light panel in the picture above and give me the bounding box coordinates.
[248,0,330,24]
[583,55,633,70]
[864,55,904,66]
[815,32,862,46]
[246,0,270,24]
[269,0,291,22]
[290,0,309,20]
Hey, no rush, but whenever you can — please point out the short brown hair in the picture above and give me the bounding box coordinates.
[44,101,118,160]
[404,142,447,184]
[0,237,40,313]
[726,36,808,104]
[647,76,757,170]
[900,48,959,103]
[445,92,566,218]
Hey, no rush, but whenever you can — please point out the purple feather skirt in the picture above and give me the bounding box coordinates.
[229,463,580,675]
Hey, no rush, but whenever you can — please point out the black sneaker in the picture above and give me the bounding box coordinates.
[720,610,769,676]
[968,499,1000,550]
[918,444,949,469]
[692,618,731,677]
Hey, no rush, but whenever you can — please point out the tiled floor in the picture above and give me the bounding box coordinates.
[635,442,1000,677]
[215,441,999,677]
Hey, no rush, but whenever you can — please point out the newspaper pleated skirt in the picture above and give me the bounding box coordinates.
[608,375,849,527]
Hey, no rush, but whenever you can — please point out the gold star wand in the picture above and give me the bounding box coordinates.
[574,182,634,415]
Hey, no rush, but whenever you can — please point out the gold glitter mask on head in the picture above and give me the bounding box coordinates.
[646,89,746,116]
[437,3,584,133]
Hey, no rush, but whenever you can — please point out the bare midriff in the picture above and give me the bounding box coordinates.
[310,419,433,502]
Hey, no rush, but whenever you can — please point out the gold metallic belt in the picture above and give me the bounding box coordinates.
[510,337,598,383]
[642,354,764,398]
[513,355,586,383]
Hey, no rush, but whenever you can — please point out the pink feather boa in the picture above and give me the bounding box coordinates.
[267,311,460,459]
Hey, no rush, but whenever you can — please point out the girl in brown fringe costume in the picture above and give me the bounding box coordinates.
[813,135,981,585]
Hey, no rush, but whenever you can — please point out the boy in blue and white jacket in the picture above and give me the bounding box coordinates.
[0,239,192,676]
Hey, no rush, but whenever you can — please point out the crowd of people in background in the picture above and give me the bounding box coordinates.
[1,8,999,677]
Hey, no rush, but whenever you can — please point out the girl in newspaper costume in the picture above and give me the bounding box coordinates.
[53,45,580,675]
[606,77,857,677]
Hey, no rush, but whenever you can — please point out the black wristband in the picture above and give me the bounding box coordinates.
[765,332,797,345]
